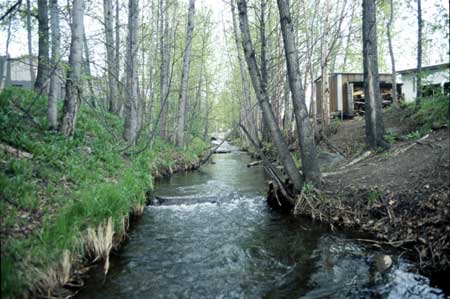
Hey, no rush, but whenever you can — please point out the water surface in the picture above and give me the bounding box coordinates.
[78,150,447,299]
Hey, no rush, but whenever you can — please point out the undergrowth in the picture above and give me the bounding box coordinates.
[0,87,208,298]
[384,95,449,143]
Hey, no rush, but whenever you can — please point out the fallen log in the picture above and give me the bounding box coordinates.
[346,150,372,168]
[239,124,295,207]
[0,143,33,159]
[247,160,262,167]
[392,134,430,157]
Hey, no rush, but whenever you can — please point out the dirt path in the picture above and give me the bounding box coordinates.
[323,129,449,194]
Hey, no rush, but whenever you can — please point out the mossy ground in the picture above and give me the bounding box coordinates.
[0,87,209,298]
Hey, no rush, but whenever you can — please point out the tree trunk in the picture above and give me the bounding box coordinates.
[342,0,356,71]
[362,0,388,149]
[386,0,397,106]
[123,0,139,145]
[168,2,179,142]
[175,0,195,148]
[115,0,122,113]
[60,0,84,136]
[259,0,271,143]
[237,0,303,194]
[230,0,257,144]
[48,0,60,130]
[26,0,36,83]
[277,0,321,184]
[104,0,119,113]
[203,88,209,140]
[187,27,207,145]
[159,0,170,140]
[34,0,50,93]
[5,15,12,57]
[320,0,331,130]
[416,0,422,107]
[82,29,95,107]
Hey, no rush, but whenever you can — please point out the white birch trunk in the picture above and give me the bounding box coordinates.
[60,0,85,136]
[123,0,139,144]
[48,0,60,129]
[175,0,196,148]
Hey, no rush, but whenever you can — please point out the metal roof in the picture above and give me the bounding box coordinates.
[397,63,449,74]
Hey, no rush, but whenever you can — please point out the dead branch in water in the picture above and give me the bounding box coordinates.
[240,123,295,203]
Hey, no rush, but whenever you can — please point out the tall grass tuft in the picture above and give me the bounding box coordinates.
[85,217,114,274]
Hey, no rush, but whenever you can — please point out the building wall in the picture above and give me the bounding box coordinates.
[0,56,37,90]
[399,68,450,102]
[0,56,7,89]
[401,74,416,102]
[316,73,396,116]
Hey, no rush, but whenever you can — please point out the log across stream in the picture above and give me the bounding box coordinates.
[77,150,447,298]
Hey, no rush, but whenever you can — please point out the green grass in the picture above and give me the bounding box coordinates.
[0,87,209,298]
[367,189,381,205]
[403,95,449,135]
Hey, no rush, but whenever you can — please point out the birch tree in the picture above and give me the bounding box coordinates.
[230,0,257,144]
[34,0,50,93]
[115,0,122,113]
[277,0,321,183]
[123,0,139,144]
[48,0,60,129]
[386,0,397,106]
[104,0,119,113]
[60,0,85,136]
[26,0,35,83]
[159,0,170,140]
[236,0,304,194]
[416,0,422,107]
[175,0,196,148]
[320,0,331,130]
[362,0,388,148]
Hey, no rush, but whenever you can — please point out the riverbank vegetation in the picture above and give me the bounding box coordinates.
[0,87,208,298]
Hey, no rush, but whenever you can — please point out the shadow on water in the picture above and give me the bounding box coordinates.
[77,151,448,299]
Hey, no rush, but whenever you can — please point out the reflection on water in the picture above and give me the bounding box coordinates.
[77,151,446,299]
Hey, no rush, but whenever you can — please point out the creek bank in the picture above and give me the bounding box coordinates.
[266,98,449,283]
[271,117,449,281]
[0,87,210,298]
[33,152,206,299]
[267,128,449,291]
[69,155,205,297]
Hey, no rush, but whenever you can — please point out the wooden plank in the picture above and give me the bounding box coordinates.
[347,82,354,117]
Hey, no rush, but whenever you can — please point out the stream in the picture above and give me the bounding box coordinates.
[77,147,447,299]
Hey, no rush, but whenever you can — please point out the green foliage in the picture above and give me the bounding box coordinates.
[404,130,422,141]
[0,87,207,298]
[383,131,398,144]
[412,96,449,133]
[367,189,381,205]
[292,151,302,169]
[302,182,314,195]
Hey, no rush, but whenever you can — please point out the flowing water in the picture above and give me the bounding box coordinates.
[78,148,447,299]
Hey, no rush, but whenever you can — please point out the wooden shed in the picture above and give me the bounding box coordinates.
[315,73,402,118]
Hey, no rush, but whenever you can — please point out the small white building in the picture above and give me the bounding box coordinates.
[0,55,38,90]
[398,63,449,102]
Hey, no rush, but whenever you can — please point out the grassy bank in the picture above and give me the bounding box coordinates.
[0,87,209,298]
